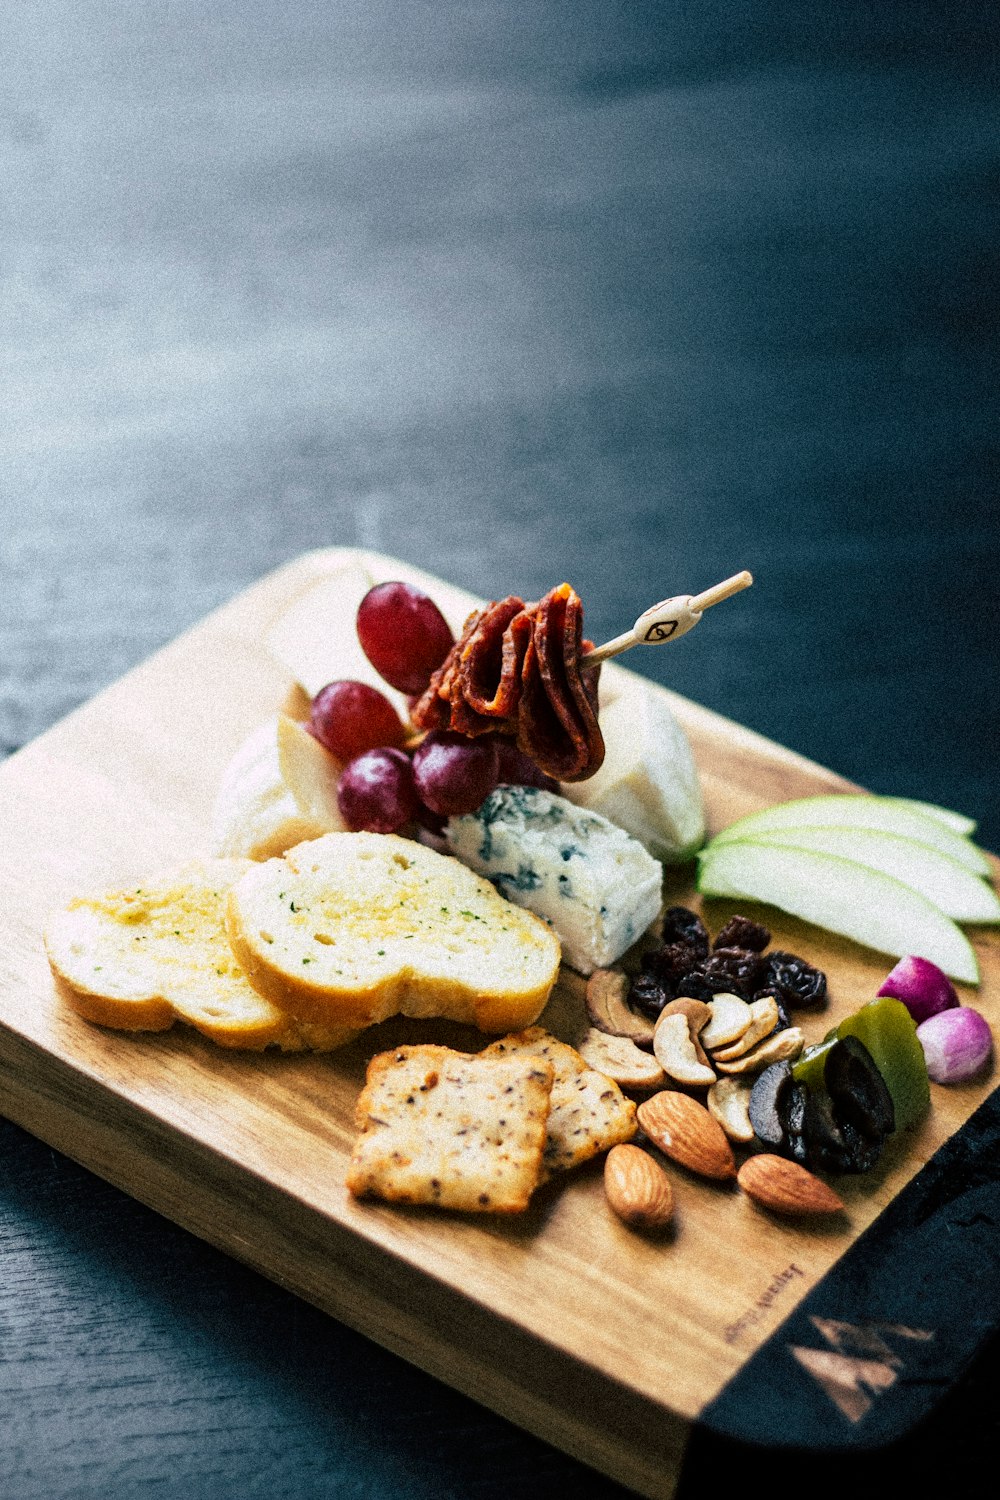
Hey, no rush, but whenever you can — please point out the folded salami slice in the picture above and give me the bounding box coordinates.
[412,584,604,781]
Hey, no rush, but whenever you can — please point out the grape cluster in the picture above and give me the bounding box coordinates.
[308,580,554,835]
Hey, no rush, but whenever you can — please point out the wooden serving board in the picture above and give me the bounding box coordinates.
[1,548,998,1498]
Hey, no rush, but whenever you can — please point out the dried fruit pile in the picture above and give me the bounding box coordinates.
[628,907,826,1021]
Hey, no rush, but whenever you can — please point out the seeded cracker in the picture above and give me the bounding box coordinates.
[481,1027,637,1178]
[346,1045,554,1213]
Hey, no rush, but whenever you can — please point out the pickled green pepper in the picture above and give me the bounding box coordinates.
[793,996,930,1132]
[834,996,930,1130]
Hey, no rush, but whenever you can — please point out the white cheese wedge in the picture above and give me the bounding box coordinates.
[265,561,408,712]
[212,715,346,860]
[562,681,705,863]
[446,785,663,975]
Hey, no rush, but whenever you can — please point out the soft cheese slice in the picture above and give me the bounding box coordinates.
[212,714,346,860]
[562,681,705,863]
[446,785,663,975]
[265,561,408,711]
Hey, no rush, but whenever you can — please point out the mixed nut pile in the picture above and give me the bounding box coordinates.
[581,905,989,1229]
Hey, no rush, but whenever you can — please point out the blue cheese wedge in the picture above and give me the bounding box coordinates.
[445,785,663,975]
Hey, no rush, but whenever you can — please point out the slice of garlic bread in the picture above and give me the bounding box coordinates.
[45,858,355,1051]
[226,832,562,1033]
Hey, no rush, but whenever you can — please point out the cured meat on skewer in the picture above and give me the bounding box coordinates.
[411,584,605,782]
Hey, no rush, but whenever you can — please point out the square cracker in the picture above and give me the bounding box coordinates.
[481,1027,637,1178]
[346,1044,554,1213]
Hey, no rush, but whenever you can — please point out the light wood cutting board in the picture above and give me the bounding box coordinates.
[0,549,997,1498]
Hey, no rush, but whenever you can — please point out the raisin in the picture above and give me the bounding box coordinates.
[714,915,770,953]
[628,972,671,1021]
[673,969,717,1002]
[659,906,709,959]
[762,951,828,1009]
[682,946,767,1000]
[643,941,700,990]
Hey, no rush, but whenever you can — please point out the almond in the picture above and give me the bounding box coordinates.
[636,1090,736,1181]
[604,1144,675,1229]
[738,1153,845,1217]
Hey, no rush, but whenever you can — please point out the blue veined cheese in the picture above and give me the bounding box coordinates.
[445,785,663,975]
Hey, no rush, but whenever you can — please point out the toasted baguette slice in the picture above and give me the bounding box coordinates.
[226,832,562,1033]
[45,858,356,1052]
[346,1044,554,1213]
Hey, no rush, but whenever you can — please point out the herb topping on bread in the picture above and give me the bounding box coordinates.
[226,832,562,1032]
[45,858,355,1051]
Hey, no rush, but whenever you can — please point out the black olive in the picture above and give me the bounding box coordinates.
[803,1087,848,1171]
[748,1061,795,1151]
[824,1035,895,1141]
[785,1082,811,1165]
[839,1119,884,1174]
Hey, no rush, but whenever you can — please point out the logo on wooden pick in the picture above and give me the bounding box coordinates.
[789,1316,934,1423]
[642,618,679,642]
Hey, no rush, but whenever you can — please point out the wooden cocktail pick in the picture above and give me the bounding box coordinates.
[582,570,753,668]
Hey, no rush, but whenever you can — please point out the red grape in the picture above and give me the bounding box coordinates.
[494,737,559,792]
[412,730,500,817]
[356,581,455,695]
[336,747,419,833]
[308,679,407,761]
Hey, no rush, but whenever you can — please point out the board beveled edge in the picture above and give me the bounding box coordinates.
[0,1021,690,1500]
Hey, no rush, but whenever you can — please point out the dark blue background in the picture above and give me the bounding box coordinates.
[1,3,997,1495]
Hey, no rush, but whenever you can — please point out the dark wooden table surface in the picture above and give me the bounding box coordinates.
[2,4,997,1495]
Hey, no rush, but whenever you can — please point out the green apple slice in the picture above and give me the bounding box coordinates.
[697,840,979,984]
[742,826,1000,924]
[711,795,989,877]
[881,797,977,837]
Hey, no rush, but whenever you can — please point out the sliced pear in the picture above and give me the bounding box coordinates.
[697,840,978,984]
[881,797,977,838]
[710,795,988,877]
[744,826,1000,924]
